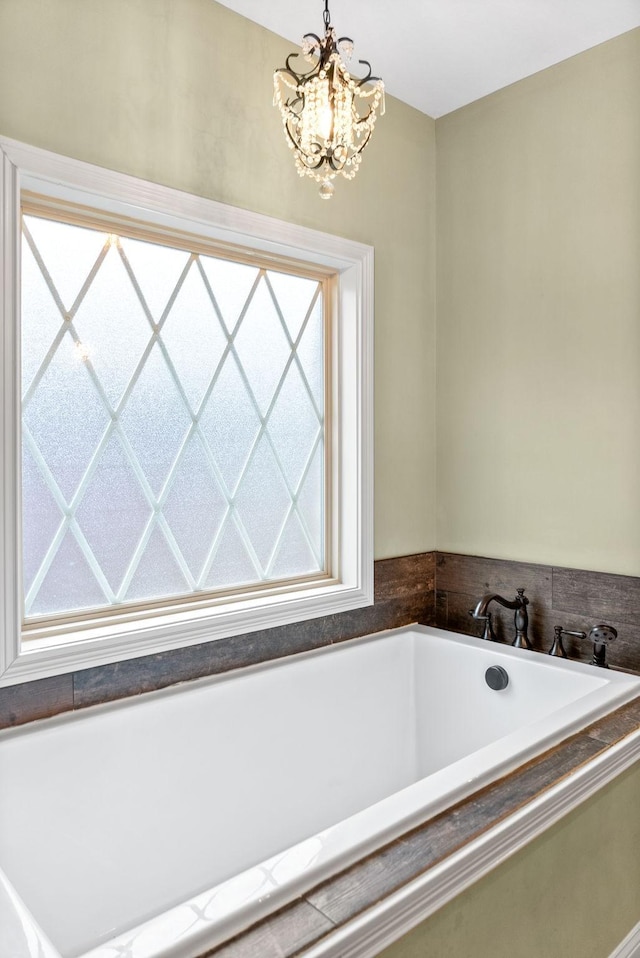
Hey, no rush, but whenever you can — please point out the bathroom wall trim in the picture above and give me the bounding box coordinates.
[299,728,640,958]
[609,920,640,958]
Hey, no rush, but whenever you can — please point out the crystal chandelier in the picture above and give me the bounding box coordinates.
[273,0,385,199]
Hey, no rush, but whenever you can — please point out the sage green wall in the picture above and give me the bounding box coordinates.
[0,0,437,561]
[436,30,640,575]
[381,761,640,958]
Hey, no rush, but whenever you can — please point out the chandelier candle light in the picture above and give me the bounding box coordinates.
[273,0,385,199]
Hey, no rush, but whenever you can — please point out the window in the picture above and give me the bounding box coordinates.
[22,212,326,621]
[0,138,373,686]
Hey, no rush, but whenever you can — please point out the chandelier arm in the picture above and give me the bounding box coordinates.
[354,59,375,85]
[276,66,302,87]
[352,105,377,124]
[302,153,327,172]
[282,52,321,80]
[282,119,326,171]
[287,95,305,116]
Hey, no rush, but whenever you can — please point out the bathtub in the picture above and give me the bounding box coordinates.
[1,624,640,958]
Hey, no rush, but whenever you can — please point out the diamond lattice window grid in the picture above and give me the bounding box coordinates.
[21,212,326,621]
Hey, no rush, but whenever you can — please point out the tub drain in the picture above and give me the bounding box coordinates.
[485,665,509,690]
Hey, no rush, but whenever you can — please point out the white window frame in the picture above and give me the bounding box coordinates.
[0,137,374,688]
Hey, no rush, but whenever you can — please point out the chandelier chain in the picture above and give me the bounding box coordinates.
[323,0,331,31]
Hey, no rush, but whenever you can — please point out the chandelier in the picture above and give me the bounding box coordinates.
[273,0,385,199]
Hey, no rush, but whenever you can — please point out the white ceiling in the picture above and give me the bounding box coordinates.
[214,0,640,117]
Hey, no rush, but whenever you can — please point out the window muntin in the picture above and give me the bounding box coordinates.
[21,210,328,625]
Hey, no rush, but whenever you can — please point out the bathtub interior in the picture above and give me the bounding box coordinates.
[411,634,608,775]
[0,625,637,958]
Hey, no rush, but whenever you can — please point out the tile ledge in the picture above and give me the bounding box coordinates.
[295,724,640,958]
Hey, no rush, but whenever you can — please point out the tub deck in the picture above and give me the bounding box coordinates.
[211,694,640,958]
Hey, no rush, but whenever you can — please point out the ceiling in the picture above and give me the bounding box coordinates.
[214,0,640,117]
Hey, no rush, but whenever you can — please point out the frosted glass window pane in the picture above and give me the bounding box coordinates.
[234,278,291,415]
[163,436,228,580]
[234,437,291,568]
[75,434,152,592]
[199,354,261,494]
[119,236,190,321]
[267,363,322,490]
[199,255,259,333]
[23,333,110,502]
[124,527,190,603]
[160,262,227,413]
[267,271,319,342]
[297,297,324,409]
[119,343,192,496]
[22,445,63,595]
[270,514,320,579]
[21,213,326,620]
[73,243,152,408]
[297,443,324,560]
[21,240,61,397]
[204,521,258,591]
[24,215,107,311]
[29,531,108,617]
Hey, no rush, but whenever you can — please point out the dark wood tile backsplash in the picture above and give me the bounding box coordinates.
[435,552,640,674]
[3,550,640,730]
[0,674,74,730]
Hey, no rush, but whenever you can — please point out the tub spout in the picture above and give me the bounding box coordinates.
[472,589,531,650]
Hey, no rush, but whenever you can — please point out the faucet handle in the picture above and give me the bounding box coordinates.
[548,625,586,658]
[587,624,617,668]
[589,624,617,644]
[469,610,497,642]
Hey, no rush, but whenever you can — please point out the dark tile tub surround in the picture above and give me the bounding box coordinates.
[0,553,434,729]
[3,550,640,728]
[436,552,640,674]
[0,674,75,730]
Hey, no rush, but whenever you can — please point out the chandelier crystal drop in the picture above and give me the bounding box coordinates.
[273,0,385,199]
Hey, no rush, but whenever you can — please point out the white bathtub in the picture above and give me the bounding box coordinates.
[1,624,639,958]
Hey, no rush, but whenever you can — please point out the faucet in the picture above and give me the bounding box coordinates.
[471,588,531,649]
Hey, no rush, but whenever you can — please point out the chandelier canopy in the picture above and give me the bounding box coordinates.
[273,0,385,199]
